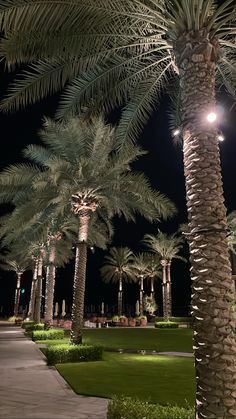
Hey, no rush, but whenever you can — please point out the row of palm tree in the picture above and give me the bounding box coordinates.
[0,116,175,343]
[0,1,236,415]
[101,231,185,319]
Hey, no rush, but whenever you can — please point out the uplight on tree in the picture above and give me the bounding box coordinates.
[206,112,217,123]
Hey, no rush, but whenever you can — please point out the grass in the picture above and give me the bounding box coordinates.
[57,352,195,406]
[36,328,193,352]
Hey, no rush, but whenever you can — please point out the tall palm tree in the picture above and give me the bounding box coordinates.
[1,2,236,413]
[101,247,135,315]
[0,116,174,343]
[0,251,31,317]
[132,253,151,316]
[145,253,162,299]
[143,231,185,319]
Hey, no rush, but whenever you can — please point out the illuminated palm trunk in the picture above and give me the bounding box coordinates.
[70,210,90,344]
[14,272,22,317]
[166,261,172,318]
[44,245,56,326]
[28,258,38,320]
[176,33,236,417]
[139,275,144,316]
[150,277,154,297]
[161,259,168,320]
[118,274,123,315]
[34,255,43,323]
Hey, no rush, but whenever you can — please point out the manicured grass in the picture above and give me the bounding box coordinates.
[37,328,193,352]
[57,352,195,406]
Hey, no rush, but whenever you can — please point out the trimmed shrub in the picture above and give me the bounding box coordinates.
[107,396,194,419]
[155,317,192,323]
[32,329,65,341]
[22,321,35,329]
[24,323,45,332]
[155,321,178,328]
[8,316,17,322]
[45,343,103,365]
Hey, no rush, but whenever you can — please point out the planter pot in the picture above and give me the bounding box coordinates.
[140,319,147,326]
[128,319,136,327]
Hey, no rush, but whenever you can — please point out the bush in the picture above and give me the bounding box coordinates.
[8,316,17,322]
[107,396,194,419]
[22,321,35,329]
[24,323,45,332]
[45,343,103,365]
[32,329,65,341]
[155,317,192,323]
[155,321,179,328]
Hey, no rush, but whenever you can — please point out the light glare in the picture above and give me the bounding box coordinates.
[173,129,180,136]
[218,135,224,142]
[207,112,217,123]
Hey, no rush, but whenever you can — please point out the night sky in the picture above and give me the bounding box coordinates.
[0,67,236,318]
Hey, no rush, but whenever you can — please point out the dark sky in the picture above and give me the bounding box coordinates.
[0,70,236,317]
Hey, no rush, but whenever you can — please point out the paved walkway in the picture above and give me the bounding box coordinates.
[0,322,108,419]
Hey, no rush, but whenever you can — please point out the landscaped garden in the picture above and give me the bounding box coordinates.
[36,327,193,353]
[57,352,195,406]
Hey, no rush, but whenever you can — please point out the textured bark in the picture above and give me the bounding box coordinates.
[166,262,172,318]
[161,259,168,320]
[34,256,43,324]
[44,245,56,326]
[28,258,38,320]
[70,210,90,344]
[14,273,22,317]
[118,275,123,316]
[139,276,144,316]
[175,32,236,418]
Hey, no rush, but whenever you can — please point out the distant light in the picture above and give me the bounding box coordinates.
[218,135,224,142]
[21,288,25,294]
[207,112,217,123]
[173,129,180,136]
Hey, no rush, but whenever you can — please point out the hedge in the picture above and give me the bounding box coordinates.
[32,329,65,341]
[155,317,192,323]
[45,343,103,365]
[107,397,194,419]
[24,323,45,332]
[155,321,179,328]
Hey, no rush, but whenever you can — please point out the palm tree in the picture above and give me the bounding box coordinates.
[132,253,151,316]
[143,231,185,319]
[0,116,174,343]
[101,247,135,315]
[145,253,162,299]
[1,2,236,413]
[0,251,31,317]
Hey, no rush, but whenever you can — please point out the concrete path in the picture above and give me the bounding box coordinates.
[0,322,108,419]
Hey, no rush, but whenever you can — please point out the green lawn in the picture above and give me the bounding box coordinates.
[57,352,195,406]
[37,328,193,352]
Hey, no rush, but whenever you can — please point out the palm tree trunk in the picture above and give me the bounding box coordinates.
[177,36,236,417]
[34,255,43,324]
[150,277,154,297]
[166,262,172,318]
[14,273,22,317]
[70,210,90,344]
[139,276,144,316]
[28,258,39,320]
[44,245,56,326]
[118,275,123,316]
[161,259,168,320]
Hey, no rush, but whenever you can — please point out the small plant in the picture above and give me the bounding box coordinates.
[143,295,157,315]
[107,396,194,419]
[45,343,103,365]
[137,315,147,320]
[112,315,120,322]
[32,329,65,341]
[8,316,17,322]
[155,321,178,328]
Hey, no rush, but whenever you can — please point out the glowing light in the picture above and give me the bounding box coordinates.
[173,129,180,136]
[207,112,217,123]
[218,135,224,142]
